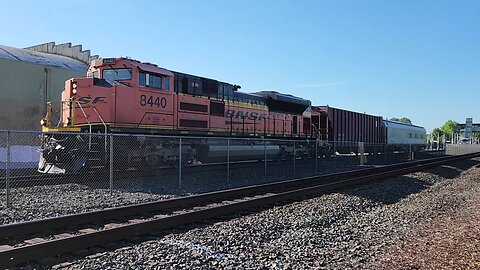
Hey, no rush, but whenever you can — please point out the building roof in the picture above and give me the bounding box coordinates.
[0,45,87,72]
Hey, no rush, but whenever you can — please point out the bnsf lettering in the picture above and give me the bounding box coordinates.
[225,109,266,121]
[140,95,167,108]
[77,96,106,105]
[225,109,235,118]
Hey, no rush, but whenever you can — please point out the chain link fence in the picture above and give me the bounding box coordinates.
[2,129,477,224]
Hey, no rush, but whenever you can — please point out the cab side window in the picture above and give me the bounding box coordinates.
[139,71,170,91]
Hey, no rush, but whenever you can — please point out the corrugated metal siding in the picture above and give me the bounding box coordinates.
[367,115,373,143]
[316,106,384,144]
[346,110,350,141]
[0,45,87,72]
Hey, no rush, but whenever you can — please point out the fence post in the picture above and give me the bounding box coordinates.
[359,142,365,166]
[178,137,182,190]
[293,141,296,177]
[109,134,113,195]
[384,144,387,165]
[104,134,108,163]
[333,142,336,171]
[264,138,267,181]
[227,138,230,187]
[349,143,352,168]
[6,130,11,208]
[315,140,318,173]
[409,144,413,160]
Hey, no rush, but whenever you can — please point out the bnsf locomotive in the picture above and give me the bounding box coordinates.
[39,57,426,174]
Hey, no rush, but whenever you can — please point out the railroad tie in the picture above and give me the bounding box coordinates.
[0,245,13,252]
[153,214,169,219]
[104,223,122,229]
[24,237,46,245]
[55,233,75,239]
[128,219,145,224]
[51,262,73,269]
[86,252,107,260]
[78,228,97,234]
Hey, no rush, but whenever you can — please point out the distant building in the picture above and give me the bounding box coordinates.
[455,118,480,143]
[0,42,97,130]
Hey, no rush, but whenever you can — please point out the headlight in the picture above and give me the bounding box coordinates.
[40,119,45,126]
[72,82,78,95]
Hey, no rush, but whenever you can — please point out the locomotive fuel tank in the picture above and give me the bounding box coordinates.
[196,142,280,162]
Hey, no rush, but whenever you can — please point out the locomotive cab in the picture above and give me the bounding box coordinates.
[41,58,175,133]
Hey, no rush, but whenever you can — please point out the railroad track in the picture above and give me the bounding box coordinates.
[1,153,474,267]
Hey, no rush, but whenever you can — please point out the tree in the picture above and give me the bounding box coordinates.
[390,117,412,124]
[431,127,443,142]
[441,120,458,142]
[399,117,412,124]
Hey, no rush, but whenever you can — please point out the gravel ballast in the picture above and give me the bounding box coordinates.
[0,185,177,225]
[0,155,404,225]
[17,157,480,269]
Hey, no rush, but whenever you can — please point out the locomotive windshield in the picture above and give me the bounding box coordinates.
[102,68,132,81]
[87,71,99,78]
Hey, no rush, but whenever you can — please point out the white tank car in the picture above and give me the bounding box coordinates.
[384,120,426,145]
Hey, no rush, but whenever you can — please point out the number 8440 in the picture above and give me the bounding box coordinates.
[140,94,167,108]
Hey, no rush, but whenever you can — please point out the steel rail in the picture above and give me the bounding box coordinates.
[0,153,478,266]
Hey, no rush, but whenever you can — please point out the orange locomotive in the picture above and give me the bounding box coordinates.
[39,58,317,173]
[42,58,313,137]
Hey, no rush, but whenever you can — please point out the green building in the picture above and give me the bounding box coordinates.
[0,42,97,130]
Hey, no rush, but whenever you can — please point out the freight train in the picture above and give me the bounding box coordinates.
[38,57,426,174]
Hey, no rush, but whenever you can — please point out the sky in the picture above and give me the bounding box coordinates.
[1,0,479,132]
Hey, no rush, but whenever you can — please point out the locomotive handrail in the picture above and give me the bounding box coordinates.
[76,101,92,150]
[92,106,108,157]
[92,106,107,133]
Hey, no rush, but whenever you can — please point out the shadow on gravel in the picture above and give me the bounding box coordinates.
[444,158,480,172]
[342,158,480,205]
[342,175,433,205]
[427,158,480,180]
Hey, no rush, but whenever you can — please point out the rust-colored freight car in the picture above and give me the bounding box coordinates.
[312,106,385,144]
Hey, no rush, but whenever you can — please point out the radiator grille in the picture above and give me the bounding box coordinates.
[179,119,208,128]
[180,102,208,112]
